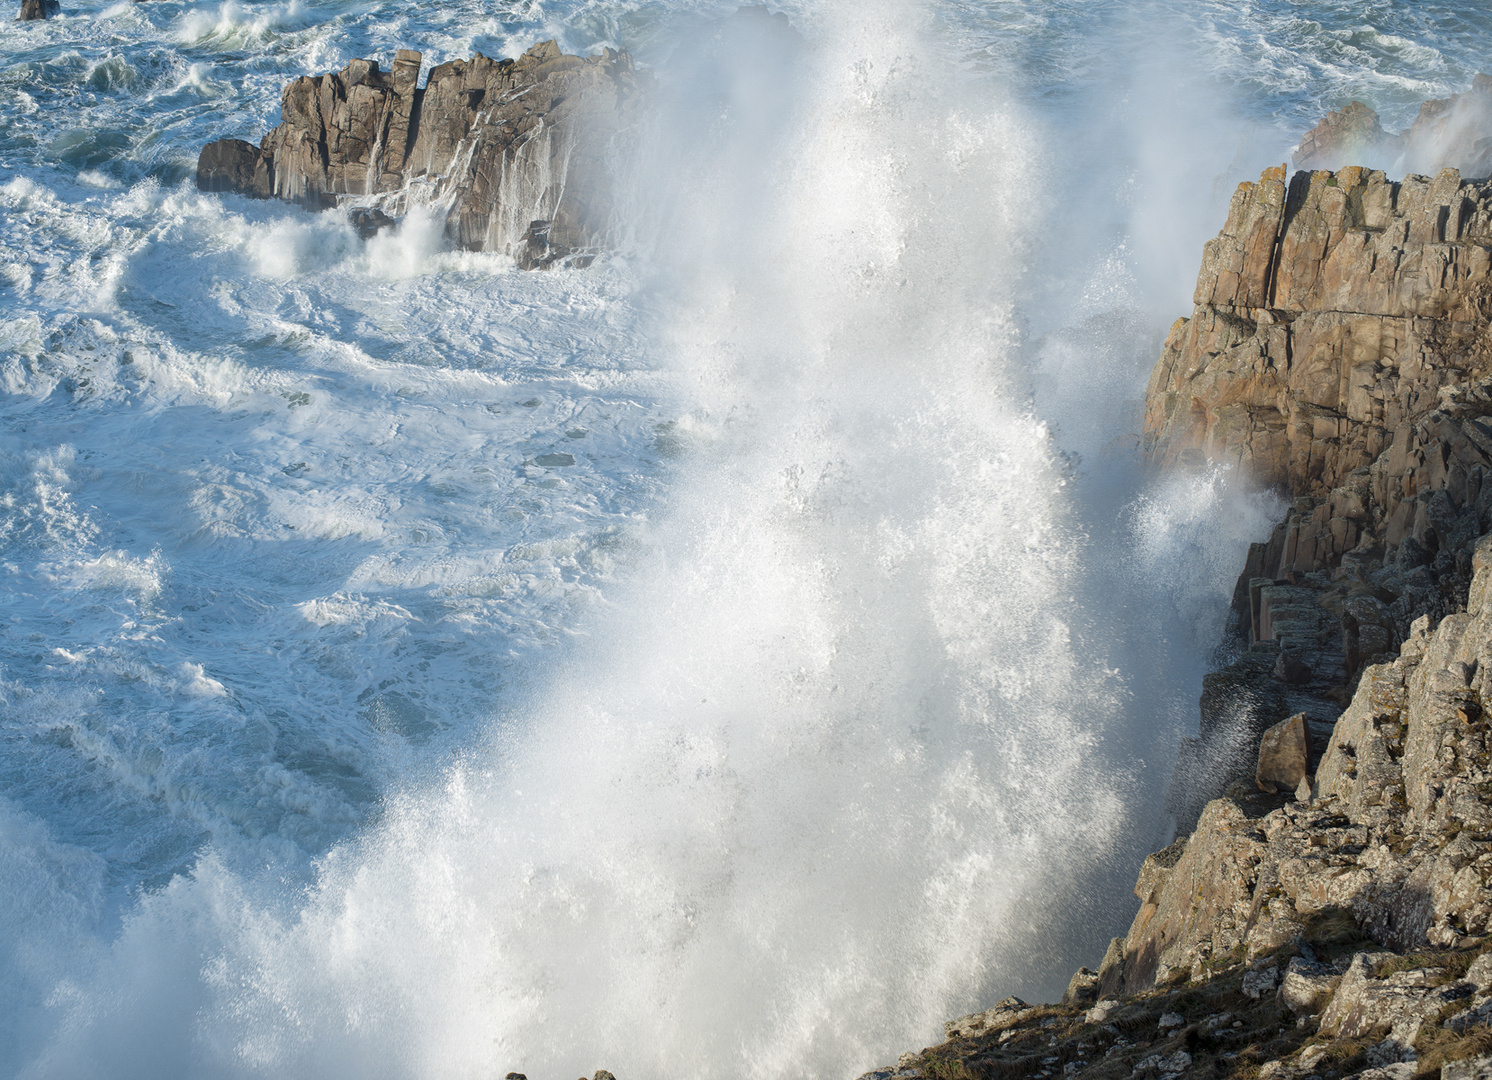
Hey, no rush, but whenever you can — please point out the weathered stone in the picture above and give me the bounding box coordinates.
[1294,101,1401,172]
[1444,1057,1492,1080]
[944,997,1033,1040]
[198,42,642,263]
[1257,713,1310,794]
[197,139,273,198]
[17,0,57,18]
[1145,164,1492,577]
[349,207,396,240]
[1062,967,1100,1006]
[1278,956,1341,1014]
[1241,964,1280,999]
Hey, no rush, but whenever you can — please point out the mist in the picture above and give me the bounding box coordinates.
[1,1,1336,1078]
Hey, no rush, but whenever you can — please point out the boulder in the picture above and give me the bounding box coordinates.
[1256,713,1309,794]
[1062,966,1100,1006]
[196,139,273,198]
[1318,952,1454,1051]
[18,0,58,18]
[1278,956,1342,1014]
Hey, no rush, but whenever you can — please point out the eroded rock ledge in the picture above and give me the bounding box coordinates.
[197,40,643,267]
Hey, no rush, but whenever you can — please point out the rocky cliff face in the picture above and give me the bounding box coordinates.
[852,91,1492,1080]
[197,40,643,267]
[1145,161,1492,829]
[1144,164,1492,571]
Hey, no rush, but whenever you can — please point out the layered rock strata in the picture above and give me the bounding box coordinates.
[197,40,642,265]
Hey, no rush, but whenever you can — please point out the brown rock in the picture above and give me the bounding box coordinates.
[1294,101,1401,172]
[1144,163,1492,575]
[196,139,273,198]
[197,43,643,263]
[18,0,58,18]
[1256,713,1309,794]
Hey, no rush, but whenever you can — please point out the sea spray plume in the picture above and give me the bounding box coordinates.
[22,5,1136,1080]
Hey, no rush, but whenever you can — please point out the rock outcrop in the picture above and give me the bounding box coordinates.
[858,84,1492,1080]
[1295,77,1492,177]
[18,0,58,19]
[863,538,1492,1080]
[197,41,643,265]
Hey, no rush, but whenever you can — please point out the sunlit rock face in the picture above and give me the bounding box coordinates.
[197,41,644,265]
[1144,164,1492,575]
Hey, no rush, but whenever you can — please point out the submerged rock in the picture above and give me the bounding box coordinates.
[349,207,396,240]
[196,41,644,265]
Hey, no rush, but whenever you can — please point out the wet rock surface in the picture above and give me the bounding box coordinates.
[196,40,643,263]
[18,0,58,18]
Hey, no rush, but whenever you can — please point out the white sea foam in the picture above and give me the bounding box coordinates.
[2,0,1485,1076]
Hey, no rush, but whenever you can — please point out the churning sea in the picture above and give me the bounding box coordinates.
[1,0,1488,1076]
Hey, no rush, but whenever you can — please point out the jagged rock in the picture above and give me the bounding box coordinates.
[1294,77,1492,177]
[1145,164,1492,577]
[197,42,642,263]
[349,207,396,240]
[944,996,1033,1040]
[1444,1057,1492,1080]
[18,0,57,18]
[592,1072,617,1080]
[1111,540,1492,992]
[1257,713,1310,794]
[1063,967,1100,1006]
[1278,955,1342,1014]
[1295,101,1401,172]
[1241,964,1280,999]
[1343,1065,1417,1080]
[197,138,272,197]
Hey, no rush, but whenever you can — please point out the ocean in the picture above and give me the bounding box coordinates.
[0,0,1486,1076]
